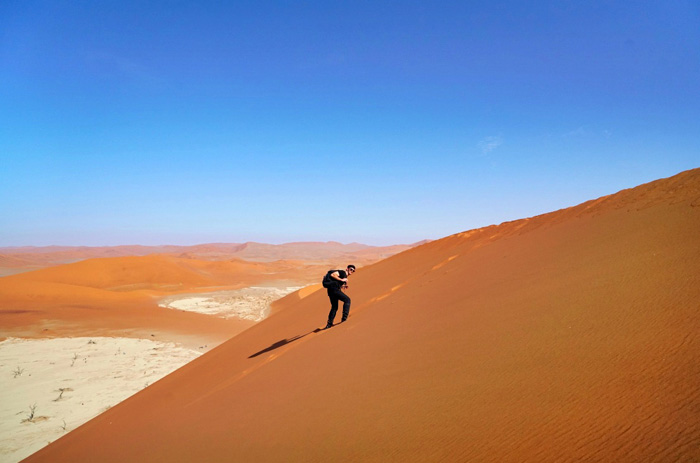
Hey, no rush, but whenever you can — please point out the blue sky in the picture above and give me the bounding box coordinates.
[1,1,698,246]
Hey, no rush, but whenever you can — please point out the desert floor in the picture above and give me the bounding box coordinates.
[0,282,310,463]
[158,282,305,322]
[0,336,200,463]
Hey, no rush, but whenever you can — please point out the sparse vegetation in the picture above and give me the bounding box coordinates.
[71,353,78,367]
[23,403,37,423]
[53,387,72,402]
[13,366,24,378]
[60,419,67,432]
[88,339,96,344]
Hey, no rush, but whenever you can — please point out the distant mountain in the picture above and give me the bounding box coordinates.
[0,241,421,271]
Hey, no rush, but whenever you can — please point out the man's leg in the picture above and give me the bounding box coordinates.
[339,292,351,322]
[326,290,339,328]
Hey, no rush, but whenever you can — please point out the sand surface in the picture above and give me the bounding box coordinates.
[20,168,700,463]
[0,337,200,463]
[158,284,305,321]
[0,255,322,463]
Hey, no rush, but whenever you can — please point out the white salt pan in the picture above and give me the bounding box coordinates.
[159,286,303,322]
[0,337,201,463]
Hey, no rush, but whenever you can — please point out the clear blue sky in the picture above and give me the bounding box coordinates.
[1,1,698,246]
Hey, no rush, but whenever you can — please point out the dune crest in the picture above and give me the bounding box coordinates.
[22,168,700,462]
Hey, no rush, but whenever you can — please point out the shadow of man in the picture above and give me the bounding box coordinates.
[248,328,322,358]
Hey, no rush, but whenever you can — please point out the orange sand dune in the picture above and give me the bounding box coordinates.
[0,245,388,347]
[0,277,255,348]
[23,168,700,462]
[0,255,309,345]
[6,255,218,290]
[1,254,318,295]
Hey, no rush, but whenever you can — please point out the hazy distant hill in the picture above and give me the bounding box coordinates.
[0,241,423,273]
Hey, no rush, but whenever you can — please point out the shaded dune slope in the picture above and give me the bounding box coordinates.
[25,169,700,462]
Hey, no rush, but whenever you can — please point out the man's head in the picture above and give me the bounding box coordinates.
[347,264,356,275]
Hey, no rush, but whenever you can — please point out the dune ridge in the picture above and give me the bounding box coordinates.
[21,168,700,462]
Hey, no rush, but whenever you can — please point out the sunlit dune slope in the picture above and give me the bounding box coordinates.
[24,169,700,462]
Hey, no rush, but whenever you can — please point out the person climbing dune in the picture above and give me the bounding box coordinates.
[322,264,355,329]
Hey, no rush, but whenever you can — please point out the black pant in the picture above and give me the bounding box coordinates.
[327,287,351,325]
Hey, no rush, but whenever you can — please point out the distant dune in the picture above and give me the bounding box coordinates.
[0,241,419,273]
[0,241,416,346]
[5,255,270,290]
[22,168,700,462]
[0,255,309,347]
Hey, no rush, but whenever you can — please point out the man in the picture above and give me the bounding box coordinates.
[324,264,356,329]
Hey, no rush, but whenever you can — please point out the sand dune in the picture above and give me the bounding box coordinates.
[0,249,364,461]
[0,248,377,462]
[0,256,42,277]
[20,168,700,462]
[0,255,296,346]
[3,255,277,290]
[0,244,409,345]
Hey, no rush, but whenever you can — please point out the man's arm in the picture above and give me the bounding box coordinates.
[330,271,347,283]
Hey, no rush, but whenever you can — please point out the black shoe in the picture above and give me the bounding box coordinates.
[324,324,333,329]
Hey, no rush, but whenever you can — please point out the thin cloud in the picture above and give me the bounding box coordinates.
[562,127,587,138]
[478,136,503,155]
